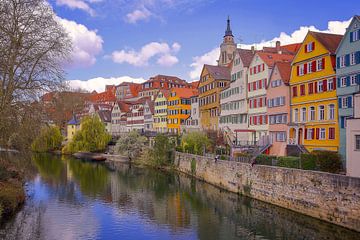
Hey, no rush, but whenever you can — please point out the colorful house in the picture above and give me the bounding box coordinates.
[219,48,255,145]
[111,101,130,136]
[289,31,342,152]
[346,93,360,177]
[198,64,230,131]
[144,99,155,132]
[153,90,170,133]
[67,114,80,141]
[267,62,292,156]
[335,15,360,160]
[180,93,200,133]
[247,44,295,144]
[167,88,197,134]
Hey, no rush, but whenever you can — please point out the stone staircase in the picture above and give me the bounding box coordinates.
[286,144,309,157]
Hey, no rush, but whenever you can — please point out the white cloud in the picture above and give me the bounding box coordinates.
[67,76,145,92]
[58,18,103,68]
[189,18,352,80]
[56,0,96,16]
[111,41,181,67]
[189,47,219,80]
[125,7,152,24]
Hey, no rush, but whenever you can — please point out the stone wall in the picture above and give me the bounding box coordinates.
[174,152,360,232]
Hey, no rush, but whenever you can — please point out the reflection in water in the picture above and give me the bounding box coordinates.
[1,153,359,240]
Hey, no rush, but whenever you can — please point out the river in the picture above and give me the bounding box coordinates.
[0,153,359,240]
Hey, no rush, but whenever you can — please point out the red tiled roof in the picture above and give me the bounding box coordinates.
[190,80,200,89]
[310,31,343,54]
[281,43,302,53]
[204,64,231,80]
[237,48,256,67]
[171,88,198,99]
[257,52,294,68]
[90,89,116,103]
[275,62,292,84]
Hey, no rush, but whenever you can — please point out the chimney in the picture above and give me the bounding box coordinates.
[251,46,255,54]
[276,41,281,53]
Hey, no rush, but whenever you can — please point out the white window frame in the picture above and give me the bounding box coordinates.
[350,52,356,65]
[309,107,315,121]
[350,75,357,86]
[306,42,314,52]
[308,61,313,73]
[329,104,335,120]
[299,65,305,76]
[316,59,323,71]
[318,105,325,120]
[327,79,334,91]
[318,81,324,92]
[341,77,347,87]
[352,31,360,42]
[342,97,349,108]
[301,107,306,122]
[339,56,346,68]
[307,129,314,140]
[319,128,326,140]
[294,108,299,123]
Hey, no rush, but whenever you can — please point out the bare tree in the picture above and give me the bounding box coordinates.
[0,0,72,148]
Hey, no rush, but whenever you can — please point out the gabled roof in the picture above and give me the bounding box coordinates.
[204,64,230,80]
[97,110,111,123]
[190,80,200,89]
[236,48,256,67]
[281,43,302,54]
[144,99,155,114]
[309,31,343,54]
[273,62,292,85]
[156,89,170,99]
[171,88,198,99]
[336,16,360,54]
[257,52,294,67]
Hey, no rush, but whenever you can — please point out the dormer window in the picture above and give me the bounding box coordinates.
[305,42,315,53]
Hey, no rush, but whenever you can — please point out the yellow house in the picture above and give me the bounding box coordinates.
[199,64,230,131]
[153,89,169,133]
[289,31,343,152]
[67,114,80,141]
[167,88,198,134]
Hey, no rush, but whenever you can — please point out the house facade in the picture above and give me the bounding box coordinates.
[199,65,230,131]
[219,48,254,144]
[111,101,130,136]
[346,93,360,177]
[144,99,155,132]
[153,90,169,133]
[289,31,342,152]
[66,114,80,141]
[336,15,360,160]
[267,62,292,156]
[180,94,200,133]
[115,82,141,100]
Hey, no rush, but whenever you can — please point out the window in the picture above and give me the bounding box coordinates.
[356,135,360,150]
[316,58,324,71]
[309,107,315,121]
[308,62,313,73]
[292,86,298,97]
[276,132,286,142]
[306,42,314,52]
[318,81,324,92]
[351,30,360,42]
[300,84,305,96]
[329,128,335,140]
[329,104,335,120]
[339,56,346,68]
[350,52,356,65]
[301,107,306,122]
[318,105,325,120]
[299,65,305,76]
[319,128,326,140]
[327,79,334,91]
[308,82,314,94]
[350,75,357,85]
[294,108,299,123]
[342,97,349,108]
[341,77,347,87]
[307,128,314,140]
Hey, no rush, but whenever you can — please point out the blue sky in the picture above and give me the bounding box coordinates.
[51,0,359,91]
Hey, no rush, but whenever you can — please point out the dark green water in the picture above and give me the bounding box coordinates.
[0,153,359,240]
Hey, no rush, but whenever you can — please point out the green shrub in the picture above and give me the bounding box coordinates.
[115,130,146,160]
[63,115,111,154]
[312,150,342,174]
[151,134,174,166]
[277,156,300,169]
[255,154,277,165]
[181,132,211,155]
[31,125,63,152]
[300,153,317,170]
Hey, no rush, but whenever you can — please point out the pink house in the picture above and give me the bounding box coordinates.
[346,93,360,178]
[267,62,291,156]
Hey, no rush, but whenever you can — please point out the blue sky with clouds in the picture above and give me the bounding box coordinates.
[51,0,359,91]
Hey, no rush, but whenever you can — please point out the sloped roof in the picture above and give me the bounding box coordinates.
[90,89,116,103]
[67,114,80,125]
[171,88,198,99]
[116,101,131,112]
[190,80,200,89]
[257,52,294,67]
[145,99,155,114]
[157,89,171,99]
[275,62,292,84]
[310,31,343,54]
[204,64,230,80]
[281,43,302,53]
[237,48,256,67]
[97,110,111,123]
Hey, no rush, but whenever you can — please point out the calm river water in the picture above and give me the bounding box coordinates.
[0,153,359,240]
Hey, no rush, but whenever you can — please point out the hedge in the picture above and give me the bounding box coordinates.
[277,156,301,169]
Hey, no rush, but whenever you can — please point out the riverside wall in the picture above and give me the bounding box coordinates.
[174,152,360,232]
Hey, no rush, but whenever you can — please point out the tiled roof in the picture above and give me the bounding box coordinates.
[145,99,155,114]
[158,89,171,98]
[310,31,343,54]
[257,52,294,67]
[281,43,302,53]
[237,48,256,67]
[204,64,231,80]
[97,110,111,123]
[116,101,131,112]
[90,89,116,103]
[190,80,200,89]
[275,62,292,85]
[67,114,80,125]
[171,88,198,99]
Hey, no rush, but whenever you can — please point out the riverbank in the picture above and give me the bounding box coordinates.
[173,152,360,232]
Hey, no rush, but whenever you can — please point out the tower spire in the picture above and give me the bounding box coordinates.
[225,15,233,37]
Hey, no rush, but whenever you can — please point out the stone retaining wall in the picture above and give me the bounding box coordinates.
[174,152,360,232]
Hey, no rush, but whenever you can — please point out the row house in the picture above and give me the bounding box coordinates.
[180,93,200,133]
[144,99,155,132]
[336,15,360,161]
[125,98,149,132]
[346,93,360,177]
[219,48,255,144]
[153,90,170,133]
[199,64,230,131]
[167,88,198,134]
[267,62,292,156]
[247,47,295,144]
[289,31,342,152]
[111,101,130,136]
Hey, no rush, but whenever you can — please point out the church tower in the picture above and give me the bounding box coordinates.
[218,16,237,66]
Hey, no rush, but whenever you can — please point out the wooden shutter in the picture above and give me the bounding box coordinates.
[304,128,308,140]
[305,44,308,53]
[322,58,325,70]
[314,82,318,93]
[312,61,316,72]
[350,31,354,43]
[316,128,319,139]
[312,42,315,51]
[312,128,315,139]
[297,66,300,76]
[304,63,308,74]
[323,80,327,91]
